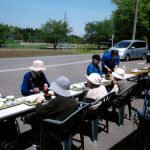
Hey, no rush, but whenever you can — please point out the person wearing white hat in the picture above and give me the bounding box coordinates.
[110,68,130,96]
[21,60,50,96]
[84,73,108,109]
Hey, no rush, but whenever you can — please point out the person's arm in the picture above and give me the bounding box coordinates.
[35,96,55,117]
[21,74,35,96]
[87,63,93,75]
[41,72,50,87]
[102,55,112,72]
[115,56,120,67]
[110,83,119,93]
[113,56,120,71]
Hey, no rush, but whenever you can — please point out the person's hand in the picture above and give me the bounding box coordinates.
[43,83,48,90]
[33,87,40,93]
[48,90,54,96]
[43,83,49,93]
[107,68,112,72]
[113,66,118,71]
[36,95,44,104]
[109,76,117,84]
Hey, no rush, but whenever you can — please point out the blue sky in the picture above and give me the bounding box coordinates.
[0,0,116,36]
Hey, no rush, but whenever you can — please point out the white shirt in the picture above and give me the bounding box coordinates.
[86,85,108,109]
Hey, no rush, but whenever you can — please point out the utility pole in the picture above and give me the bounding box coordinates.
[112,34,114,47]
[64,11,67,22]
[132,0,139,40]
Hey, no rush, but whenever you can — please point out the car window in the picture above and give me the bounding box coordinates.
[138,42,146,48]
[131,42,146,49]
[130,42,138,48]
[115,41,131,48]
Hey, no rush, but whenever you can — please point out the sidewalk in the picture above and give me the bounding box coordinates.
[17,97,143,150]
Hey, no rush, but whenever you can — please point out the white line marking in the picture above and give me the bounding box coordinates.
[0,60,90,73]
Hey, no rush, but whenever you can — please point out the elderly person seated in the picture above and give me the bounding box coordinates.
[110,68,132,111]
[24,76,78,147]
[84,73,108,110]
[21,60,50,96]
[110,68,130,94]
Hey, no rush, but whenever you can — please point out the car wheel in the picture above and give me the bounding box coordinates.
[142,54,146,60]
[125,54,130,61]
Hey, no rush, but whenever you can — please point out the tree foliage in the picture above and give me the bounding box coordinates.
[40,19,72,49]
[112,0,150,45]
[84,19,113,49]
[0,24,10,44]
[0,23,43,45]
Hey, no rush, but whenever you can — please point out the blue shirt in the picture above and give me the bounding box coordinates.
[21,71,50,96]
[102,51,120,73]
[87,63,103,76]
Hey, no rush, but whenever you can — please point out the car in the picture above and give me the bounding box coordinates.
[109,40,148,61]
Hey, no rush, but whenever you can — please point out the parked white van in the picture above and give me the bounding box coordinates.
[109,40,148,61]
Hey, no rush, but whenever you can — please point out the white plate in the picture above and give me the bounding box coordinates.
[101,78,111,83]
[0,98,7,102]
[24,96,36,103]
[71,84,85,89]
[0,102,4,108]
[70,84,85,91]
[131,69,139,72]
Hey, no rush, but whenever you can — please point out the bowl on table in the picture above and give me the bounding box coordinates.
[25,96,36,103]
[0,102,4,108]
[70,84,85,91]
[6,95,15,101]
[44,93,52,100]
[0,98,7,103]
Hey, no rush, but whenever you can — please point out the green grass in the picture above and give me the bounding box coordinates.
[0,43,106,58]
[0,48,104,58]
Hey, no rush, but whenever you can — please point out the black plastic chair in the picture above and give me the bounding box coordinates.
[39,102,90,150]
[84,91,116,143]
[112,82,137,126]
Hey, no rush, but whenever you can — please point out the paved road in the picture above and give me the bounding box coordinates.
[0,54,145,98]
[0,54,146,150]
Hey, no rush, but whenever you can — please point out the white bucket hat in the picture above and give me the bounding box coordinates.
[50,76,71,97]
[112,68,125,80]
[29,60,46,71]
[85,73,102,85]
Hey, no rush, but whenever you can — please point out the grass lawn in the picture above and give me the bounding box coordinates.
[0,48,104,58]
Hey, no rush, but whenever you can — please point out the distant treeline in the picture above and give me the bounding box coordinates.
[0,0,150,49]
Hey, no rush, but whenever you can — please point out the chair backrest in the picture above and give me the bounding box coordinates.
[86,92,115,116]
[113,82,137,106]
[42,102,90,136]
[97,91,116,113]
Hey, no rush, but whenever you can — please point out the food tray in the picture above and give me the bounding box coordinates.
[101,79,111,84]
[130,69,146,73]
[70,84,85,91]
[0,99,23,110]
[23,99,49,106]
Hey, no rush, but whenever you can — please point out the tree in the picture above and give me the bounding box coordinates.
[40,19,72,49]
[112,0,150,46]
[67,35,85,44]
[0,24,10,45]
[84,19,113,49]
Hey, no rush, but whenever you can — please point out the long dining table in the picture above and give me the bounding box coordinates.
[0,73,137,121]
[0,89,84,120]
[129,69,148,81]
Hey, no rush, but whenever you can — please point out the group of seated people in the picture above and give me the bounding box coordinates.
[18,51,130,147]
[1,51,149,149]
